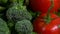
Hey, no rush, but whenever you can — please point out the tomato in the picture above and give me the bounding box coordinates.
[57,0,60,8]
[39,13,58,19]
[41,18,60,34]
[33,13,59,34]
[29,0,59,13]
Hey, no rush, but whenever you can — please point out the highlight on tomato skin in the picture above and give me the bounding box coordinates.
[33,13,59,34]
[29,0,59,13]
[41,18,60,34]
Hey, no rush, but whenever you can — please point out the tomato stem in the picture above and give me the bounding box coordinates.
[46,0,54,23]
[56,9,60,17]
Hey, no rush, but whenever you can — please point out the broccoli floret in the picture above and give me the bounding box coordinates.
[0,18,10,34]
[6,4,32,22]
[9,0,17,3]
[32,32,37,34]
[15,19,33,34]
[7,20,14,28]
[0,6,5,12]
[0,0,8,4]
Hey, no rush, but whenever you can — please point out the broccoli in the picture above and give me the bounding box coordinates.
[0,18,10,34]
[6,3,32,22]
[0,0,8,4]
[15,19,33,34]
[9,0,17,3]
[31,32,37,34]
[0,6,6,12]
[7,20,14,28]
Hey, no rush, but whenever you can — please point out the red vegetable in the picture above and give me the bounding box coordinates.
[29,0,59,13]
[41,18,60,34]
[33,13,59,34]
[58,0,60,8]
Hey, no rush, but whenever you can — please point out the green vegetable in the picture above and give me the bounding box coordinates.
[9,0,24,5]
[24,0,29,5]
[7,20,14,28]
[6,3,32,22]
[0,14,3,18]
[15,19,33,34]
[0,6,5,12]
[0,18,10,34]
[9,0,17,3]
[32,32,37,34]
[0,0,8,4]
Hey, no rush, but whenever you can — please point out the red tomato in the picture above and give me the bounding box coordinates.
[41,18,60,34]
[33,13,59,34]
[58,0,60,8]
[39,13,58,19]
[29,0,59,13]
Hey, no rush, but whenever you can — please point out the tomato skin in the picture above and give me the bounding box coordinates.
[33,18,45,33]
[58,0,60,8]
[33,13,59,34]
[29,0,59,13]
[39,13,58,19]
[41,18,60,34]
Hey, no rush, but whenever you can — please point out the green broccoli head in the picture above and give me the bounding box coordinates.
[0,18,10,34]
[15,19,33,34]
[6,4,32,22]
[9,0,24,5]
